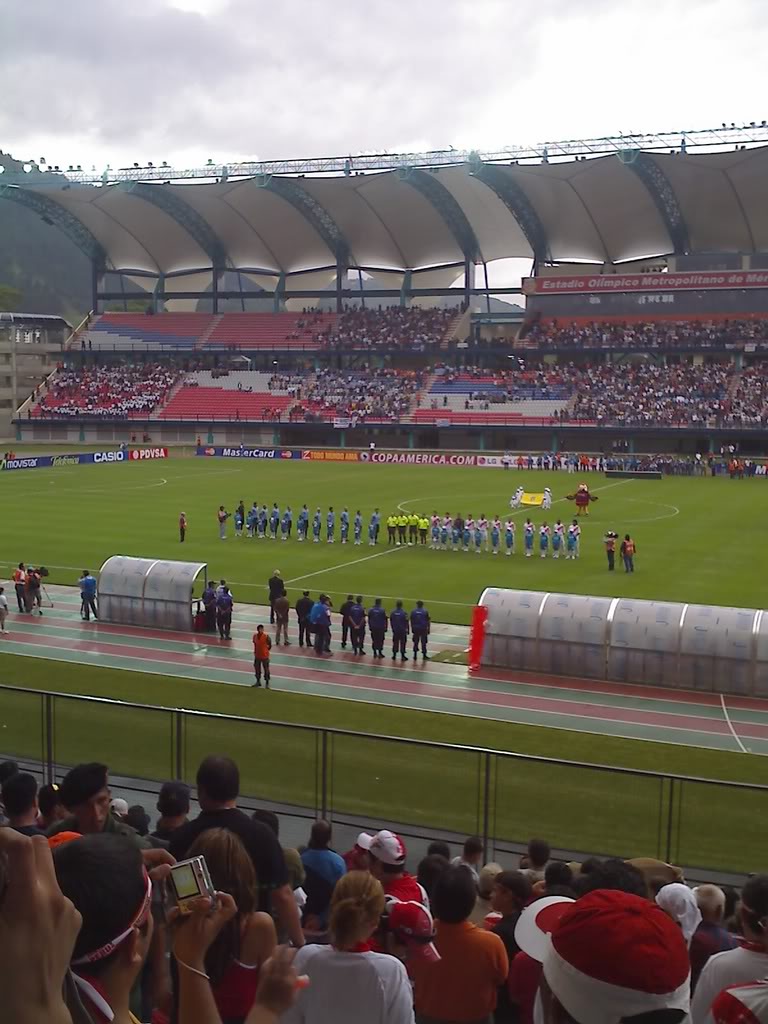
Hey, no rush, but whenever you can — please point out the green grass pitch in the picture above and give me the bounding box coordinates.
[1,457,766,620]
[1,454,767,871]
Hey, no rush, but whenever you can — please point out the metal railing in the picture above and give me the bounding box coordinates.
[2,683,767,873]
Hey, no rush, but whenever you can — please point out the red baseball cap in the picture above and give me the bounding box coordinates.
[387,900,440,963]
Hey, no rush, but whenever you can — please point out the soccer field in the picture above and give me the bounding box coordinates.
[1,455,766,623]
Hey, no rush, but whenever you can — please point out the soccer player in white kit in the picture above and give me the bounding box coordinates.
[478,514,489,550]
[568,519,581,558]
[505,519,516,555]
[552,518,565,558]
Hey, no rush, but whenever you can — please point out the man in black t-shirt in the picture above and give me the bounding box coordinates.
[168,755,304,947]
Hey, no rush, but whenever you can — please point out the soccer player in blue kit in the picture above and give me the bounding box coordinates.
[269,504,280,540]
[312,507,322,543]
[354,510,363,545]
[297,505,309,541]
[258,505,268,539]
[369,508,381,546]
[340,508,350,544]
[326,506,336,543]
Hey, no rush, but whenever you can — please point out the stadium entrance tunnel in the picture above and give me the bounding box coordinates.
[478,588,768,696]
[98,555,208,632]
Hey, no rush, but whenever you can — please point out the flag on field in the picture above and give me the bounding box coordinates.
[521,492,545,507]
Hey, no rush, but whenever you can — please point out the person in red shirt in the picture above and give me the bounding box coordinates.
[368,829,428,905]
[252,625,272,689]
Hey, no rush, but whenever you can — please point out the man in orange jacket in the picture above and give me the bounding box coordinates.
[252,624,272,688]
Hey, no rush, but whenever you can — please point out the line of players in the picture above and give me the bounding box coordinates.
[222,501,382,544]
[414,513,582,558]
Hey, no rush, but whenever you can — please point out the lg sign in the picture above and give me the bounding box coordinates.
[129,447,169,460]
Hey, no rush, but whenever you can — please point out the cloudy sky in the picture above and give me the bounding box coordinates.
[2,0,766,173]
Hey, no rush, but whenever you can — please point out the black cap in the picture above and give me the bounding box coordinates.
[60,762,108,809]
[38,783,64,817]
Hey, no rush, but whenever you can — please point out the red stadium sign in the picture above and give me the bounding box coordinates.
[129,447,169,460]
[525,271,768,295]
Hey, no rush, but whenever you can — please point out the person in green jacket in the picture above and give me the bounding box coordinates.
[47,762,150,850]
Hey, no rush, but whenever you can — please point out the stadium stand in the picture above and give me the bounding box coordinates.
[202,311,337,350]
[524,317,768,350]
[5,750,758,1024]
[318,306,459,350]
[290,368,425,422]
[79,313,214,350]
[33,364,181,418]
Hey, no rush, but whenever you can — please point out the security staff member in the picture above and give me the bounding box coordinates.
[387,514,398,546]
[408,512,420,545]
[390,600,409,661]
[410,600,431,659]
[295,590,313,647]
[418,516,429,545]
[340,594,354,649]
[348,596,366,655]
[397,513,408,546]
[367,598,388,658]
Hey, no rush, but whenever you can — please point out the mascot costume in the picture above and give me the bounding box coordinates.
[566,482,599,517]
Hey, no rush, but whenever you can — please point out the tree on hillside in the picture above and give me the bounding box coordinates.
[0,284,23,312]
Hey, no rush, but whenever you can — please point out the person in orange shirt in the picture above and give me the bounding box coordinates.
[252,624,272,689]
[409,864,509,1024]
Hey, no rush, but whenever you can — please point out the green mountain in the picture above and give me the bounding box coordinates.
[0,151,91,320]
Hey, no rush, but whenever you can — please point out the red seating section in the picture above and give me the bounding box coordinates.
[158,387,293,420]
[204,313,337,349]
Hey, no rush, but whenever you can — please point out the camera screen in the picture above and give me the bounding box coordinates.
[172,864,200,899]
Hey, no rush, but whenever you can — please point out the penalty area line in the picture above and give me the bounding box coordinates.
[284,545,405,585]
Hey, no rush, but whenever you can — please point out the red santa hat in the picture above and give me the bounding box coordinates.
[541,890,691,1024]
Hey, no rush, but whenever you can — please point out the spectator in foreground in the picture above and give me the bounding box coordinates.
[689,884,738,991]
[409,864,508,1024]
[691,875,768,1024]
[521,889,690,1024]
[37,782,68,831]
[281,871,415,1024]
[168,755,304,948]
[342,831,373,872]
[53,833,154,1024]
[48,762,149,848]
[542,860,575,897]
[251,809,305,893]
[152,781,191,842]
[508,895,575,1024]
[186,827,277,1023]
[520,838,550,882]
[1,771,45,836]
[451,835,484,884]
[427,840,451,860]
[300,820,346,931]
[368,829,429,904]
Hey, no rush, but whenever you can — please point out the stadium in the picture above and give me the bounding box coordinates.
[4,123,768,1024]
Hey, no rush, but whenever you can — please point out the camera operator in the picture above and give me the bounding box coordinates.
[25,566,43,615]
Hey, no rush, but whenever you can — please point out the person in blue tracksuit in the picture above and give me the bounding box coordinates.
[390,600,409,661]
[310,595,332,654]
[269,504,280,540]
[410,600,431,659]
[298,505,309,541]
[340,508,350,544]
[367,598,388,658]
[369,508,381,546]
[348,596,366,654]
[326,507,336,543]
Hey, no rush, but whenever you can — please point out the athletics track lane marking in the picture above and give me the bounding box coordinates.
[720,693,749,753]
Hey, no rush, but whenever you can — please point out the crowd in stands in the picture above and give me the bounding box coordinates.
[730,363,768,425]
[525,317,768,350]
[291,368,425,422]
[35,364,181,418]
[317,307,457,351]
[566,363,734,426]
[2,752,767,1024]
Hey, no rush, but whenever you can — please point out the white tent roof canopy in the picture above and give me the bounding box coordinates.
[11,146,768,276]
